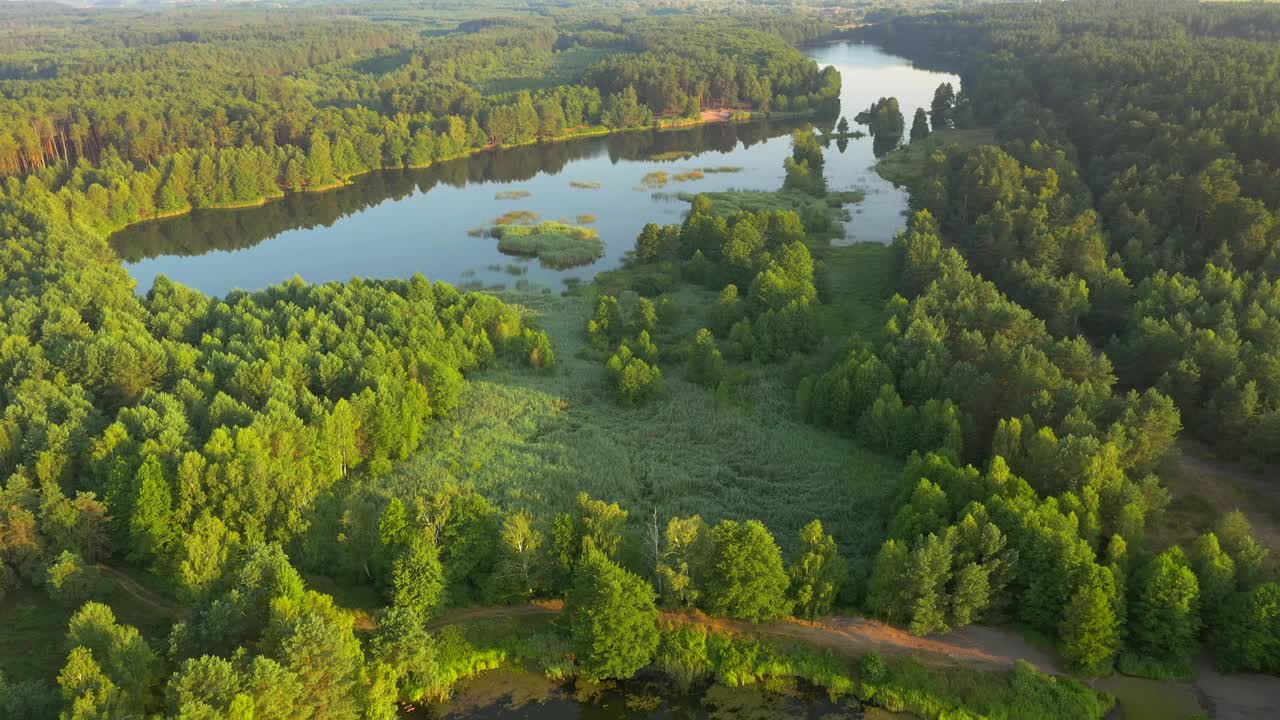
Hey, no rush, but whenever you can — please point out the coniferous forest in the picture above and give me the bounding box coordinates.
[2,1,1280,719]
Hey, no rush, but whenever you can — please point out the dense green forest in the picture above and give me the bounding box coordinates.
[3,0,1280,718]
[853,0,1280,676]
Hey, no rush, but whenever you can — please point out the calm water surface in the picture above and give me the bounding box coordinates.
[113,43,958,296]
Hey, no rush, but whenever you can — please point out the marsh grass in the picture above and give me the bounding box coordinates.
[701,166,744,174]
[570,180,603,189]
[490,222,604,269]
[640,171,670,188]
[576,214,597,224]
[495,190,533,200]
[494,209,542,225]
[673,170,705,182]
[383,287,899,567]
[495,210,541,226]
[690,189,864,216]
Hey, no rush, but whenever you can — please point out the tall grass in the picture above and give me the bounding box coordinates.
[382,288,900,567]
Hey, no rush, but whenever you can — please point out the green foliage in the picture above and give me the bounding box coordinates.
[369,606,437,703]
[782,127,827,195]
[128,454,175,564]
[1060,566,1122,676]
[493,511,545,602]
[789,519,845,619]
[587,295,624,350]
[0,670,56,720]
[863,657,1112,720]
[705,520,792,622]
[687,328,725,388]
[490,222,604,270]
[910,108,930,142]
[1212,582,1280,674]
[654,624,712,690]
[62,602,161,715]
[656,515,712,610]
[606,345,664,406]
[45,552,102,606]
[263,591,365,720]
[1128,550,1201,674]
[855,97,905,142]
[565,549,660,681]
[390,534,446,618]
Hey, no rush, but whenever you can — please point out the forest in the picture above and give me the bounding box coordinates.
[2,0,1280,719]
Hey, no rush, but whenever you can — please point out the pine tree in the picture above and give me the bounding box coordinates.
[910,108,931,142]
[930,83,955,131]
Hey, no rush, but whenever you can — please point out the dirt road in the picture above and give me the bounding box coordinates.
[429,603,1280,719]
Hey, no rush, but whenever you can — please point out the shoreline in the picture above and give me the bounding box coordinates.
[107,107,822,240]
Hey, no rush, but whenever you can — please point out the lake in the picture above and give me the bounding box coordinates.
[112,43,960,297]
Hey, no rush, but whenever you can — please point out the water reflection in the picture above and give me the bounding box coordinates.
[113,119,808,266]
[113,43,959,296]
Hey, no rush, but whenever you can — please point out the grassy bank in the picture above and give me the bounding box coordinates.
[422,613,1114,720]
[875,128,996,187]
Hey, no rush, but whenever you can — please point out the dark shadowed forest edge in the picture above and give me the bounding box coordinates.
[4,1,1280,720]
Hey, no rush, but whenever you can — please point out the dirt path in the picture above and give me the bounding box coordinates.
[97,564,184,619]
[428,603,1280,719]
[429,603,1057,673]
[1168,442,1280,556]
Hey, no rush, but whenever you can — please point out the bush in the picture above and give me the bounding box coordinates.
[655,624,712,689]
[607,346,663,406]
[688,329,725,387]
[45,551,102,605]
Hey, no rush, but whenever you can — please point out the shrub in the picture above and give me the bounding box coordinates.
[606,346,663,405]
[45,551,102,605]
[688,328,725,387]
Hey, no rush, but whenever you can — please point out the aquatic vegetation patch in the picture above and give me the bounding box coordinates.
[701,165,744,174]
[650,150,696,162]
[640,171,670,188]
[570,180,603,189]
[491,221,604,269]
[673,170,705,182]
[576,214,598,224]
[495,189,533,200]
[494,209,542,225]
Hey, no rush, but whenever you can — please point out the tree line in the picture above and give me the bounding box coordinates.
[863,0,1280,466]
